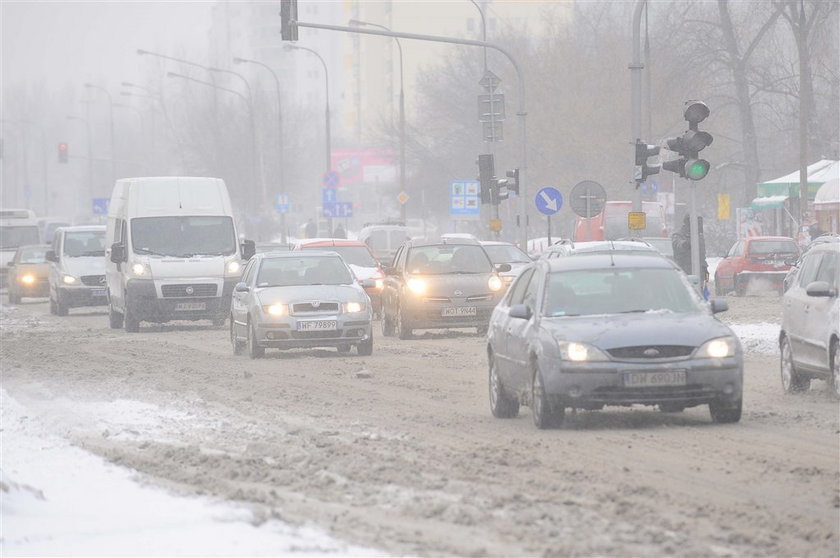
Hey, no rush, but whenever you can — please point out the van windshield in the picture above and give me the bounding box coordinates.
[131,216,236,257]
[0,226,40,250]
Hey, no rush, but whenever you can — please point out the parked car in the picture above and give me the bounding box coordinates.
[230,251,374,358]
[6,244,50,303]
[782,234,840,292]
[714,236,799,296]
[380,237,509,338]
[487,254,742,428]
[294,238,385,316]
[480,241,531,286]
[779,241,839,397]
[47,225,107,316]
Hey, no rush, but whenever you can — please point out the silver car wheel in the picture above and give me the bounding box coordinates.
[831,342,840,399]
[780,339,793,392]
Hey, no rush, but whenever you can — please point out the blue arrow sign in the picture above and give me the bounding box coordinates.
[322,188,337,204]
[323,202,353,219]
[535,187,563,216]
[640,179,659,196]
[322,171,340,188]
[92,197,110,215]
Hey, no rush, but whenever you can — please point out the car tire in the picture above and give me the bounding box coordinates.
[381,310,395,337]
[396,306,412,340]
[489,353,519,418]
[531,361,564,429]
[476,325,488,336]
[734,274,746,297]
[829,340,840,400]
[108,302,124,329]
[56,295,69,316]
[124,303,140,333]
[659,403,685,413]
[49,296,57,315]
[709,395,742,423]
[337,344,352,354]
[231,317,245,356]
[247,319,264,359]
[780,336,810,393]
[212,316,226,328]
[357,336,373,356]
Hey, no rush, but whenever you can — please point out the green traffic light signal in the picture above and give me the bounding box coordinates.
[686,159,710,181]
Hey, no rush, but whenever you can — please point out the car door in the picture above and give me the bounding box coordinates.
[492,267,535,380]
[716,241,743,290]
[232,258,257,338]
[784,251,823,366]
[382,246,405,321]
[505,266,542,393]
[800,251,838,370]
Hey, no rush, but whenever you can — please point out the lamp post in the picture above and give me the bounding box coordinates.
[234,55,287,241]
[84,83,117,185]
[348,19,406,222]
[67,114,94,216]
[167,71,261,216]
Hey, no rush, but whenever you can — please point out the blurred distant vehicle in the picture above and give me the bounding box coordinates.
[38,217,73,245]
[230,251,373,358]
[294,238,385,316]
[779,241,839,397]
[357,221,410,265]
[47,225,107,316]
[6,244,50,303]
[0,208,40,288]
[406,218,437,239]
[480,241,531,286]
[440,232,478,242]
[714,236,799,296]
[574,201,668,241]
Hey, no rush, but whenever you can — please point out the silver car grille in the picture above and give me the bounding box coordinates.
[292,302,340,314]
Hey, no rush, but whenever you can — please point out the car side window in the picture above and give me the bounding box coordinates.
[814,252,837,288]
[508,268,535,306]
[729,241,743,257]
[522,269,541,310]
[798,253,823,287]
[242,260,257,284]
[392,246,405,271]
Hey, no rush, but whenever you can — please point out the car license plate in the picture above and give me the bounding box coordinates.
[623,370,687,387]
[175,302,206,311]
[91,288,106,297]
[297,319,337,331]
[442,306,477,317]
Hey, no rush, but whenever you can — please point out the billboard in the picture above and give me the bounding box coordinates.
[330,147,397,186]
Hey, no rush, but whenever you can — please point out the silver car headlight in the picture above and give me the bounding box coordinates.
[262,303,289,317]
[558,341,610,362]
[61,274,78,285]
[344,301,366,313]
[695,336,737,359]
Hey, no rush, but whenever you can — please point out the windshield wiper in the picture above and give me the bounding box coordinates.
[134,247,170,257]
[618,309,649,314]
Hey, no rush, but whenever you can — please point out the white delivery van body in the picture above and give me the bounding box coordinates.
[0,209,40,288]
[105,177,253,332]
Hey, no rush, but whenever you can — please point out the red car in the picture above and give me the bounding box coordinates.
[293,238,385,316]
[714,236,800,296]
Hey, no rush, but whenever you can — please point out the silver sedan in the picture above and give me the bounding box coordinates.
[230,251,374,358]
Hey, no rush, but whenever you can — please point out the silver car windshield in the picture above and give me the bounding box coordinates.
[257,256,354,287]
[544,267,702,317]
[407,245,492,274]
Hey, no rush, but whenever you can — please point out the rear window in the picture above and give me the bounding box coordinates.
[748,240,798,256]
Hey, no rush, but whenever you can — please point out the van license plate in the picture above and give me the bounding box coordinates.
[442,306,477,317]
[297,320,337,331]
[175,302,206,311]
[91,288,106,297]
[623,370,687,387]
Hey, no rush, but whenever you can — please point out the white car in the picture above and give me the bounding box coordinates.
[47,225,107,316]
[480,241,531,286]
[779,241,840,397]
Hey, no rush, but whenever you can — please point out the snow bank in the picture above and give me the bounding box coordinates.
[728,322,779,355]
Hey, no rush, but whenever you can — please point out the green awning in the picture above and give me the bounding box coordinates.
[751,195,789,210]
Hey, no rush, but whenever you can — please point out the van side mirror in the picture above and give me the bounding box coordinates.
[46,250,58,263]
[109,243,125,264]
[241,239,256,260]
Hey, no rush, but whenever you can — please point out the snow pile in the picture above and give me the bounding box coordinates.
[728,322,779,355]
[0,304,40,331]
[0,390,381,557]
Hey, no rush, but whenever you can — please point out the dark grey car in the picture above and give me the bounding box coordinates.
[487,254,743,428]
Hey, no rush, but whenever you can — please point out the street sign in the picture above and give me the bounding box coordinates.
[322,188,337,204]
[322,171,340,188]
[477,94,505,122]
[569,180,607,218]
[397,191,409,205]
[535,187,563,216]
[275,193,290,214]
[323,201,353,218]
[640,179,659,196]
[489,218,502,232]
[628,211,646,230]
[92,197,110,215]
[450,180,481,220]
[478,69,501,91]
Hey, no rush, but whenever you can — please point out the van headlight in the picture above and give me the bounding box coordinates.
[226,260,242,276]
[696,337,736,359]
[262,303,288,317]
[62,274,78,285]
[558,341,610,362]
[407,277,427,295]
[344,301,365,313]
[130,262,148,276]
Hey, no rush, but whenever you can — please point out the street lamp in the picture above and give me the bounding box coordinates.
[83,83,117,184]
[348,19,406,222]
[166,71,262,215]
[234,55,287,241]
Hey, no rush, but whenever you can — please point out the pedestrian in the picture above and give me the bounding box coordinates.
[305,218,317,239]
[333,223,346,239]
[672,213,708,282]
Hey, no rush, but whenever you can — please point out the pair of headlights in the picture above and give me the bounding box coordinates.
[558,337,737,362]
[406,275,503,295]
[262,301,366,316]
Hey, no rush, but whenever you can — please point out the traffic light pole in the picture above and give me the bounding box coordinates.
[630,0,646,214]
[291,19,529,249]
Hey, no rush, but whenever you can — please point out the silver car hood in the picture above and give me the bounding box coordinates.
[61,256,106,278]
[542,311,736,350]
[256,284,366,304]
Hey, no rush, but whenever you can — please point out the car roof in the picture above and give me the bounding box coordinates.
[403,237,481,248]
[17,244,51,251]
[569,240,658,253]
[297,238,366,247]
[57,225,106,233]
[258,250,346,260]
[545,253,677,272]
[807,240,840,253]
[480,241,517,247]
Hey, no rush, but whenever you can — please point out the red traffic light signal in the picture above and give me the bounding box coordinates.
[58,142,69,163]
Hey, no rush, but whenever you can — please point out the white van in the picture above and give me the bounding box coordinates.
[0,208,40,288]
[105,177,255,332]
[46,225,107,315]
[357,222,410,266]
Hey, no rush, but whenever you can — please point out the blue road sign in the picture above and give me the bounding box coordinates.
[323,202,353,219]
[449,180,481,218]
[322,171,340,188]
[92,197,110,215]
[322,188,337,204]
[275,193,290,214]
[535,187,563,216]
[640,179,659,196]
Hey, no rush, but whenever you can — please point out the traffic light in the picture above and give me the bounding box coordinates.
[280,0,298,41]
[634,139,660,184]
[505,168,519,196]
[58,142,69,163]
[662,100,713,180]
[477,153,495,204]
